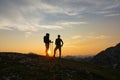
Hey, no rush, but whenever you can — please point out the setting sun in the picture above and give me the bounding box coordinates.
[48,49,52,57]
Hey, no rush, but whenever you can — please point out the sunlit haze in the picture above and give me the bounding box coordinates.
[0,0,120,56]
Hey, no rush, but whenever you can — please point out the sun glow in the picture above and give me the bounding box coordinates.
[48,49,52,57]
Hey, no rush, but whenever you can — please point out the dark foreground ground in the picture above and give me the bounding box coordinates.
[0,52,120,80]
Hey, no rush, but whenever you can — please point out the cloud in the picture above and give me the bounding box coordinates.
[86,35,109,40]
[0,26,13,30]
[105,13,120,17]
[60,21,88,26]
[39,25,63,29]
[0,0,120,32]
[71,34,109,41]
[68,34,109,49]
[95,35,109,39]
[25,32,32,38]
[72,35,82,39]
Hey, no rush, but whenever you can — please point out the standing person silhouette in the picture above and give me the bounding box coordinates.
[54,35,64,59]
[43,33,53,57]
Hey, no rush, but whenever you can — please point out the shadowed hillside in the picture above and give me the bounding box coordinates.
[92,43,120,68]
[0,52,120,80]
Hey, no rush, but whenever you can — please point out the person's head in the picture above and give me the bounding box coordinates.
[58,35,60,38]
[46,33,49,36]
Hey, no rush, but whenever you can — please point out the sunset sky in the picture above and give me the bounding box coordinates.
[0,0,120,56]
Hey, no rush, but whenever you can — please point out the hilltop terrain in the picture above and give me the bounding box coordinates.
[0,52,120,80]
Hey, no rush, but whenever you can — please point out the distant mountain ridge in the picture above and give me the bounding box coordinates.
[92,43,120,68]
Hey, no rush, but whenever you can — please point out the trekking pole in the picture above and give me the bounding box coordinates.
[51,42,53,56]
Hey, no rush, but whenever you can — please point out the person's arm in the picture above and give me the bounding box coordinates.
[49,40,53,43]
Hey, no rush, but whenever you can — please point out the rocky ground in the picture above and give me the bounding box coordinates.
[0,52,120,80]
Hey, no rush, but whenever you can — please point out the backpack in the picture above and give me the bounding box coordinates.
[44,36,49,43]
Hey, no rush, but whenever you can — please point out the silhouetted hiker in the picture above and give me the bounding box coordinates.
[54,35,64,58]
[43,33,53,57]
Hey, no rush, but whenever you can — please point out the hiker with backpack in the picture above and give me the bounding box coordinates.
[43,33,53,57]
[53,35,64,59]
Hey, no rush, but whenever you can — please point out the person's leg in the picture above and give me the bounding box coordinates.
[45,44,49,57]
[59,47,61,59]
[54,46,57,57]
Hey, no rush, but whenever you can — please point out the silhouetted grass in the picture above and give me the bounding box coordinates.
[0,52,120,80]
